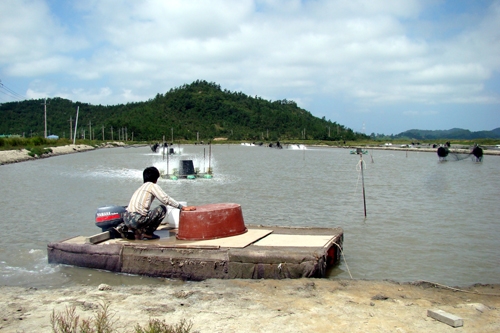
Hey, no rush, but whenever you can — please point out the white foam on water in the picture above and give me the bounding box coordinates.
[287,144,307,150]
[146,147,184,156]
[154,153,218,176]
[88,167,143,180]
[0,249,60,285]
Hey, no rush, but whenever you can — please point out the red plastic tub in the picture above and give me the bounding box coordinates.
[176,203,247,240]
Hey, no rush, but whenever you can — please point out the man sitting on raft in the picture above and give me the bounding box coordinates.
[121,166,196,240]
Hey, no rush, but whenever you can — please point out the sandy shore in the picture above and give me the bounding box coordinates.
[1,279,499,332]
[0,142,126,165]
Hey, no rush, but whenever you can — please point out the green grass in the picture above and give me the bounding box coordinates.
[50,303,196,333]
[0,137,131,151]
[26,146,53,157]
[0,136,63,150]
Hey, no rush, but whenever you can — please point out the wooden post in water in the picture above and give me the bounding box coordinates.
[359,150,367,217]
[162,135,165,161]
[208,142,212,175]
[166,144,170,177]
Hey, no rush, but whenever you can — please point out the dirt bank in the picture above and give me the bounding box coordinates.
[1,279,499,333]
[0,142,126,165]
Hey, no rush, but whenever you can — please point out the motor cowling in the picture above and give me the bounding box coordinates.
[95,206,126,233]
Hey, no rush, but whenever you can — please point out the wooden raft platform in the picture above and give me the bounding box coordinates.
[47,225,344,280]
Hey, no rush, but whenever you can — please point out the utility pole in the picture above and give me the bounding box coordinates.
[73,106,79,145]
[41,98,49,138]
[111,126,113,141]
[69,116,73,141]
[88,121,92,140]
[102,125,105,141]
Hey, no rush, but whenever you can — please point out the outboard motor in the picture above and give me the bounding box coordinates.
[95,206,127,238]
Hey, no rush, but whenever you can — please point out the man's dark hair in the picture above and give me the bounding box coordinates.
[143,166,160,183]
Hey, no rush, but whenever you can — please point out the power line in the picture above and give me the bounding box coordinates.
[0,80,26,101]
[0,94,8,103]
[1,81,26,99]
[0,88,21,101]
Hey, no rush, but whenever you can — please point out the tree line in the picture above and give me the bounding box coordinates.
[0,80,367,142]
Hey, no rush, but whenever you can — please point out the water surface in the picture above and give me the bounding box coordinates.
[0,145,498,287]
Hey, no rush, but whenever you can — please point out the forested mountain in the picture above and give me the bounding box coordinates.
[395,128,500,140]
[0,80,364,142]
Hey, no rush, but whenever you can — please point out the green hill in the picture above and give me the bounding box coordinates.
[0,80,365,142]
[395,128,500,140]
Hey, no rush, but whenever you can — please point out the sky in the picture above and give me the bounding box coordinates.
[0,0,499,135]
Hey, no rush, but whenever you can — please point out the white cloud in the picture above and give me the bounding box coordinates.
[70,87,113,105]
[410,64,490,83]
[1,0,499,133]
[403,110,438,117]
[0,0,87,67]
[120,89,147,103]
[6,56,74,77]
[25,88,48,100]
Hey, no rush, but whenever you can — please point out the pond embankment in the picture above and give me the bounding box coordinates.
[0,142,126,165]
